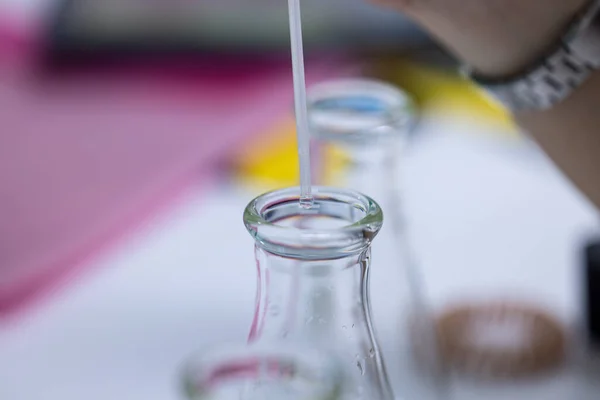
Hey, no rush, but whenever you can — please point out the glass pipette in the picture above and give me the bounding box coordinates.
[288,0,313,208]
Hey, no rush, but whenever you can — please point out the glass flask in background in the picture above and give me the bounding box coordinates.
[307,79,445,400]
[244,187,394,400]
[181,343,348,400]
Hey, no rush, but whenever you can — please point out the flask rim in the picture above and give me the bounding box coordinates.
[181,342,347,400]
[307,78,418,146]
[243,186,383,259]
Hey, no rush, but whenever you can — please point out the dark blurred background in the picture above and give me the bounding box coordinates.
[47,0,428,59]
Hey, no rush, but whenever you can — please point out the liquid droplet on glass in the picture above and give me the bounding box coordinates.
[357,385,365,397]
[356,359,365,376]
[342,325,347,330]
[369,348,376,358]
[299,196,314,210]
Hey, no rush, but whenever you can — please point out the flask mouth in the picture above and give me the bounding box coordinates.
[243,186,383,260]
[307,78,417,146]
[182,343,347,400]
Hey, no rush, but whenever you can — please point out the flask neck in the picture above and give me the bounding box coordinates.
[242,187,392,400]
[248,247,394,400]
[248,247,368,343]
[322,140,403,210]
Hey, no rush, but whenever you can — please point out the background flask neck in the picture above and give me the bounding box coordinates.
[327,140,403,208]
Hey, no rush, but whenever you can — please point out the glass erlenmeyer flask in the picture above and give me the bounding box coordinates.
[307,79,445,400]
[243,186,394,400]
[182,343,348,400]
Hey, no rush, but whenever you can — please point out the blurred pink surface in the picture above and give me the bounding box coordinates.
[0,27,346,317]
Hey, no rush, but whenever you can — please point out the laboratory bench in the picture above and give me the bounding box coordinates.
[1,117,598,400]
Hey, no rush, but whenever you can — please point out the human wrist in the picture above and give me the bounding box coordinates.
[461,0,600,113]
[463,0,590,78]
[400,0,590,78]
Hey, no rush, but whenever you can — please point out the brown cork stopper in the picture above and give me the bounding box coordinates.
[435,302,566,379]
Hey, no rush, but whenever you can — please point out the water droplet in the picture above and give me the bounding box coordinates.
[369,348,375,358]
[354,385,366,400]
[270,305,280,316]
[357,385,365,397]
[356,359,365,376]
[299,196,314,210]
[351,324,355,328]
[342,325,347,330]
[305,316,314,324]
[318,318,326,325]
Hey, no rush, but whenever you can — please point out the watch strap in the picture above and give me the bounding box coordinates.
[464,0,600,111]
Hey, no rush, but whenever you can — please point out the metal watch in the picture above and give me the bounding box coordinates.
[463,0,600,112]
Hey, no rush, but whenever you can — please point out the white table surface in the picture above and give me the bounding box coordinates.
[1,118,598,400]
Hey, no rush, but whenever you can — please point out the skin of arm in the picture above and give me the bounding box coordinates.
[374,0,600,208]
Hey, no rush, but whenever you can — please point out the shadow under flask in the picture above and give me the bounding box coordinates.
[244,186,394,400]
[307,79,445,400]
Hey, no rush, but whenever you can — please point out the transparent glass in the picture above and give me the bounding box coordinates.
[307,79,445,400]
[181,343,347,400]
[243,186,393,400]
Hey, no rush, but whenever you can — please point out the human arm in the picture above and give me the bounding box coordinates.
[375,0,600,208]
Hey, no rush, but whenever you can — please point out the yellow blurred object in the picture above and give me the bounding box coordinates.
[375,58,517,133]
[234,58,519,187]
[232,118,348,189]
[232,118,299,189]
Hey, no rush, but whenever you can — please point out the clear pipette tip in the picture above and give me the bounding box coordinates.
[288,0,313,209]
[299,196,314,210]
